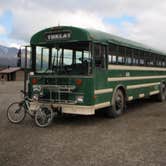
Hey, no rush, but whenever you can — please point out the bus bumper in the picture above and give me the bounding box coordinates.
[30,102,110,115]
[52,104,95,115]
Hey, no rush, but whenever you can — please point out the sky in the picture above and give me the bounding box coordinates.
[0,0,166,51]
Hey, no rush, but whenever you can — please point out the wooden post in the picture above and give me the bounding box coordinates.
[24,46,28,95]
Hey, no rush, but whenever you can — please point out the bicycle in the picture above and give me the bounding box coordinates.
[7,90,54,127]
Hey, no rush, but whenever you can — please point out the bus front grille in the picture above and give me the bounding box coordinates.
[37,84,82,104]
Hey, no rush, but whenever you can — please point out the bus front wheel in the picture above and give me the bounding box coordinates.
[107,89,125,118]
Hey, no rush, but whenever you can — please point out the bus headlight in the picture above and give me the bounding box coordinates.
[32,85,41,101]
[33,93,39,101]
[76,96,84,103]
[30,72,34,76]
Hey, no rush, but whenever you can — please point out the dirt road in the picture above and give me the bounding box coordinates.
[0,82,166,166]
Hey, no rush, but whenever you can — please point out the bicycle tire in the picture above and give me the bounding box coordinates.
[35,107,54,128]
[7,102,26,124]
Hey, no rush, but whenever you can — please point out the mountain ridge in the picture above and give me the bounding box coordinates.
[0,45,18,67]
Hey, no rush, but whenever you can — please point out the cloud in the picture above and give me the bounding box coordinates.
[10,10,107,42]
[0,0,166,51]
[0,25,6,35]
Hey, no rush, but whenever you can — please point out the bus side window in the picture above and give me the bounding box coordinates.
[163,58,166,67]
[112,55,117,63]
[126,57,132,65]
[118,56,123,64]
[108,54,111,63]
[108,54,116,64]
[125,47,132,65]
[117,46,125,64]
[108,43,118,64]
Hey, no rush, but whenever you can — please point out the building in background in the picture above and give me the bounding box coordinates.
[0,67,24,81]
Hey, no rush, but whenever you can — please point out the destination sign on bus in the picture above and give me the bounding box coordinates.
[45,31,71,41]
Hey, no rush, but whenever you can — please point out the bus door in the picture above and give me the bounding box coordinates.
[93,44,108,89]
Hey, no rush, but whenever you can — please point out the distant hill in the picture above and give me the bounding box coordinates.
[0,45,18,67]
[0,45,49,68]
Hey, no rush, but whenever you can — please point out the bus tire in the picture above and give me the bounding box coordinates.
[157,82,166,102]
[107,89,125,118]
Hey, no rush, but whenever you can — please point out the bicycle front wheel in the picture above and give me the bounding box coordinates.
[35,107,54,128]
[7,102,26,124]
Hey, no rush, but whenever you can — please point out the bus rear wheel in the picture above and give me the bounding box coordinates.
[107,89,125,118]
[157,82,166,102]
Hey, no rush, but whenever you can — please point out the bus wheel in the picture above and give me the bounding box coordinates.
[107,89,125,118]
[157,83,166,102]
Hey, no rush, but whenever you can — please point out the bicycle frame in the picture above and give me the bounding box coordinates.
[22,98,36,117]
[23,99,30,110]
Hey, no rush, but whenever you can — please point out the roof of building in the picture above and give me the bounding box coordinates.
[30,26,166,56]
[0,67,22,74]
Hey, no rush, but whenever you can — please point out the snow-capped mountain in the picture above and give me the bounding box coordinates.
[0,45,18,67]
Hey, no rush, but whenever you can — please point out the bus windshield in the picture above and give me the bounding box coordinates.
[35,42,92,75]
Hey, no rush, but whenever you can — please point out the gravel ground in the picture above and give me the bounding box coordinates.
[0,81,166,166]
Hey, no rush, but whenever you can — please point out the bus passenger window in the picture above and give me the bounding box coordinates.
[118,56,123,64]
[140,59,144,65]
[112,55,117,63]
[109,55,117,64]
[126,57,132,65]
[108,55,112,64]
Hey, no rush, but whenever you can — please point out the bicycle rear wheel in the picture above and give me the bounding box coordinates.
[7,102,26,124]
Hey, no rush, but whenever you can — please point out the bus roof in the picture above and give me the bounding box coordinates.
[30,26,166,56]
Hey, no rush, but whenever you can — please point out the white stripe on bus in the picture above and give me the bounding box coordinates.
[95,88,113,95]
[149,90,160,95]
[94,102,111,109]
[127,82,160,89]
[139,93,145,98]
[128,96,134,101]
[108,65,166,71]
[108,75,166,82]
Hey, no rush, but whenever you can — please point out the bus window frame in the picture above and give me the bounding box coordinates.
[107,42,166,68]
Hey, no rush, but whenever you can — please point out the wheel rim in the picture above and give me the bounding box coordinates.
[7,103,25,123]
[163,84,166,100]
[36,108,52,127]
[36,110,46,124]
[115,94,123,112]
[161,84,166,100]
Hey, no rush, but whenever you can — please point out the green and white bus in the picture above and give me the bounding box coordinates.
[24,26,166,118]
